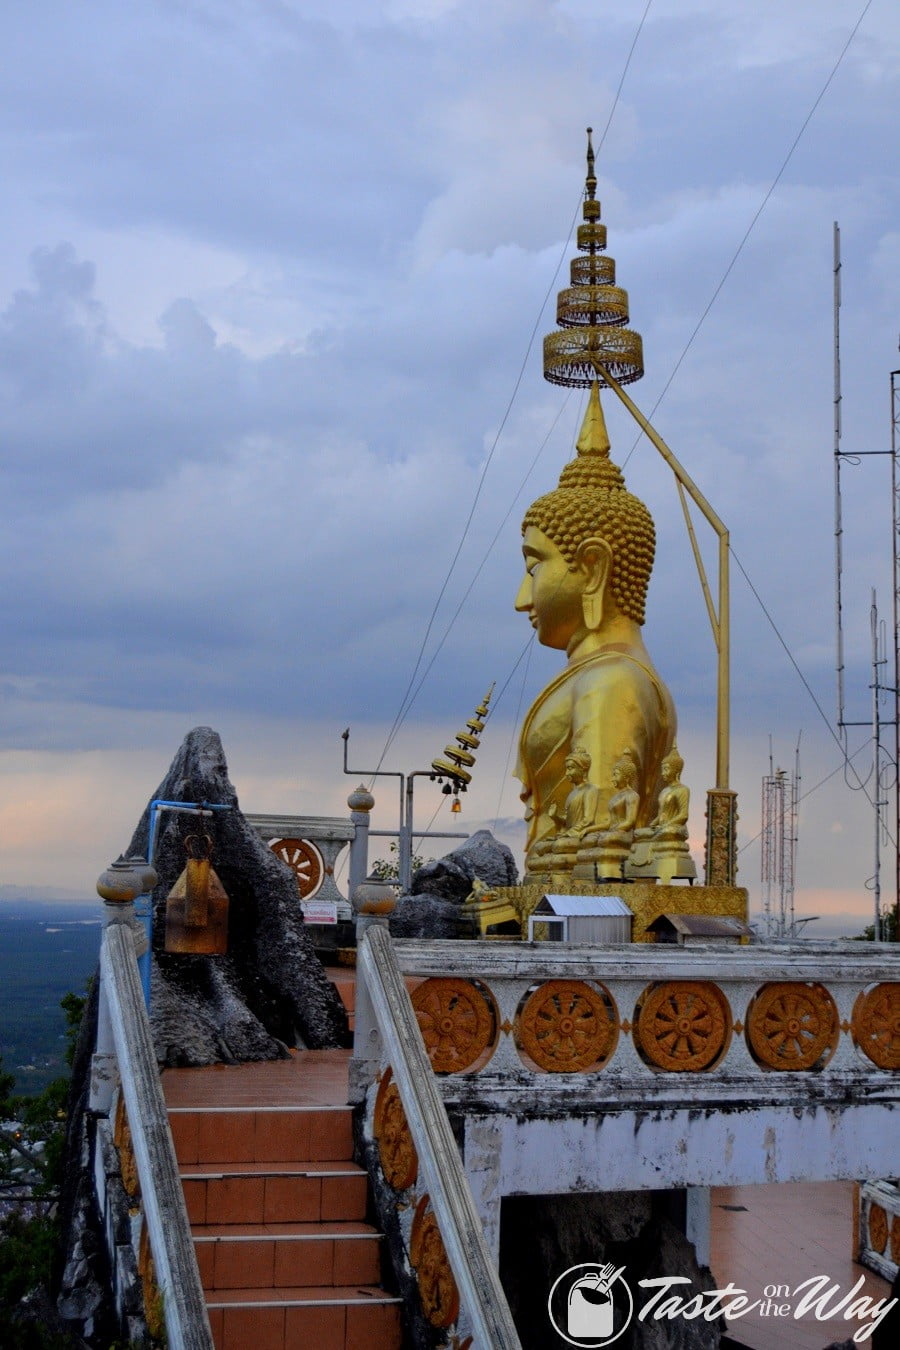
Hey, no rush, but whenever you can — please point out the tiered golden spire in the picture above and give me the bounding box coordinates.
[431,685,494,790]
[543,128,644,388]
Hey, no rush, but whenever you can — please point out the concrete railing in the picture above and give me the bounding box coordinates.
[356,923,521,1350]
[97,916,213,1350]
[357,939,900,1091]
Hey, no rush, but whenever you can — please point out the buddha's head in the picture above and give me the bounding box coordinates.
[661,744,684,784]
[515,382,655,650]
[612,749,638,792]
[564,746,591,784]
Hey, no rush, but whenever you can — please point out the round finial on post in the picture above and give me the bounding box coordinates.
[347,784,375,814]
[96,855,158,906]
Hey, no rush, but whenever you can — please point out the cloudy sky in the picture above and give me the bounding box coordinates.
[1,0,898,933]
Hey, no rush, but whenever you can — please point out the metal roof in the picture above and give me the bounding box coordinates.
[534,894,634,917]
[648,913,752,937]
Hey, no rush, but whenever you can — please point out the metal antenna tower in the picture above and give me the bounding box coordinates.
[832,223,899,942]
[760,739,801,939]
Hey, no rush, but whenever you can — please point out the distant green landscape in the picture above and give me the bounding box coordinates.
[0,901,100,1094]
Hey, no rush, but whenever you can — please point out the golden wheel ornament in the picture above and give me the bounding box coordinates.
[852,983,900,1069]
[410,1197,460,1329]
[373,1071,418,1191]
[636,981,730,1072]
[890,1214,900,1266]
[411,978,496,1074]
[747,983,837,1071]
[270,837,323,899]
[868,1203,889,1255]
[516,980,617,1072]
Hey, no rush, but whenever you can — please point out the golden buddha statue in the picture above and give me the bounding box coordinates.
[529,746,602,873]
[577,749,641,879]
[634,743,697,882]
[515,383,675,878]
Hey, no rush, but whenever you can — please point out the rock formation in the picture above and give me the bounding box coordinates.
[125,726,348,1064]
[389,829,518,939]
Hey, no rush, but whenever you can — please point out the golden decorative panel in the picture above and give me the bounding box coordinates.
[747,983,838,1071]
[373,1070,418,1192]
[852,983,900,1070]
[411,978,496,1074]
[635,981,730,1072]
[114,1096,140,1200]
[868,1202,889,1255]
[516,980,617,1072]
[705,789,738,887]
[410,1196,460,1329]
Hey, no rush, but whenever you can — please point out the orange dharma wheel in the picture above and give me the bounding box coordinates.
[270,837,324,900]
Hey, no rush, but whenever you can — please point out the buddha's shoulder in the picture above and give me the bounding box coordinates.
[569,649,665,695]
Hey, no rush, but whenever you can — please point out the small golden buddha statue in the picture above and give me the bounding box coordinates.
[515,382,675,878]
[530,746,601,873]
[576,749,641,879]
[643,743,696,882]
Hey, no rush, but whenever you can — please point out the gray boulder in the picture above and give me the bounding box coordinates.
[410,828,518,900]
[125,726,348,1065]
[390,829,518,938]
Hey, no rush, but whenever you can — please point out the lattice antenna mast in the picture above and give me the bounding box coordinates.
[893,363,900,941]
[834,223,847,734]
[760,739,801,939]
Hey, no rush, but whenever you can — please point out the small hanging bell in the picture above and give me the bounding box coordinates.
[164,833,230,954]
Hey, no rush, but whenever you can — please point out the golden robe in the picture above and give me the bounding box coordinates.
[516,646,675,866]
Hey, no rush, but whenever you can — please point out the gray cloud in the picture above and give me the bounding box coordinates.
[0,0,897,901]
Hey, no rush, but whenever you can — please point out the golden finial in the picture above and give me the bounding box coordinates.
[543,130,644,388]
[584,126,598,213]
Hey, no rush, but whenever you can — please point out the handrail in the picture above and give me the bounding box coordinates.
[100,922,213,1350]
[359,924,521,1350]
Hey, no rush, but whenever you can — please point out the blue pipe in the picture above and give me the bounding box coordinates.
[137,799,232,1007]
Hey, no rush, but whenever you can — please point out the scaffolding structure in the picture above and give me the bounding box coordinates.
[761,744,800,939]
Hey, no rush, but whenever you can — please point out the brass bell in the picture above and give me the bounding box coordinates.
[164,833,229,954]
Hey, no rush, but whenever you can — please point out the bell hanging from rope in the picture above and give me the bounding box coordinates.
[164,832,230,954]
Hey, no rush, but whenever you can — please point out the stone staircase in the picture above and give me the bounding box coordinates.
[163,1049,402,1350]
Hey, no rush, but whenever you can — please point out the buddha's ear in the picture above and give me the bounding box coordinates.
[576,537,612,632]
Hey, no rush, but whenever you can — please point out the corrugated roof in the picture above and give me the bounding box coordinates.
[648,913,752,937]
[534,894,634,917]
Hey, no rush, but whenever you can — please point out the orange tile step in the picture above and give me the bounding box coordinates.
[207,1287,402,1350]
[169,1103,354,1165]
[181,1161,368,1226]
[193,1221,383,1290]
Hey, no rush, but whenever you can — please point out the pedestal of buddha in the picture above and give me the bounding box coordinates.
[515,383,675,880]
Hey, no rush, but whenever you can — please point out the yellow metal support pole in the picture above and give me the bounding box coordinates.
[593,361,731,794]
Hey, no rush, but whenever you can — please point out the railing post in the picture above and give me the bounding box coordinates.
[347,784,375,901]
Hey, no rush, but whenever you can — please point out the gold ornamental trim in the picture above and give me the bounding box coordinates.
[269,837,324,899]
[373,1070,418,1192]
[543,326,644,388]
[516,980,618,1072]
[410,1196,460,1329]
[635,981,730,1072]
[747,983,838,1071]
[411,978,496,1074]
[868,1202,889,1255]
[852,982,900,1070]
[557,285,630,329]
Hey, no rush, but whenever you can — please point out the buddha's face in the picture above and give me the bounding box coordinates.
[515,526,584,651]
[565,756,586,785]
